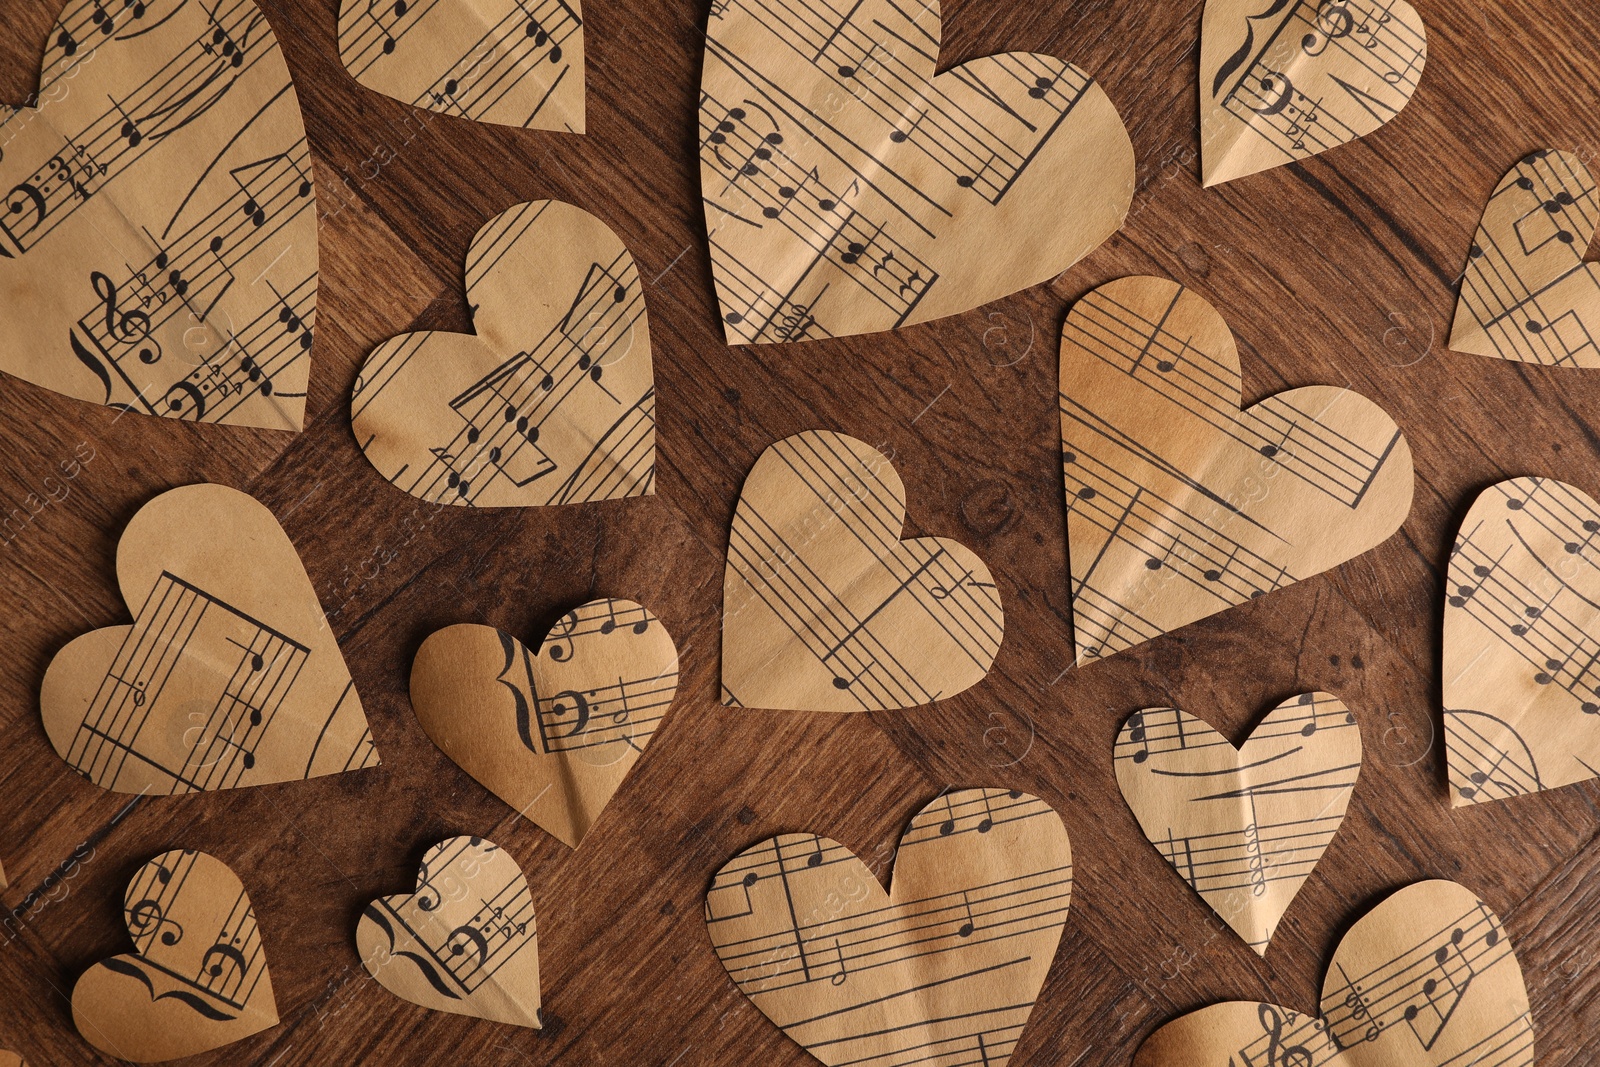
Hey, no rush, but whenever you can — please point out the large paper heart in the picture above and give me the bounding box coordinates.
[73,849,277,1062]
[353,200,654,507]
[411,598,678,846]
[721,430,1003,711]
[1115,692,1362,954]
[1133,880,1533,1067]
[0,0,317,428]
[1059,276,1413,663]
[698,0,1133,344]
[705,788,1071,1067]
[1451,150,1600,367]
[1200,0,1426,186]
[41,484,378,793]
[356,837,541,1027]
[338,0,582,130]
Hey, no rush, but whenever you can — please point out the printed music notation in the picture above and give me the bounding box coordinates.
[721,430,1003,712]
[1199,0,1426,185]
[698,0,1133,343]
[354,200,655,508]
[0,0,319,428]
[705,789,1071,1067]
[1451,149,1600,368]
[338,0,582,129]
[1059,276,1412,664]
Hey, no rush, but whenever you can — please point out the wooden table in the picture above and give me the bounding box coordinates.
[2,0,1598,1062]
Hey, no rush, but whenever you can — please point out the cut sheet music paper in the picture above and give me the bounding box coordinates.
[1200,0,1426,186]
[1059,276,1413,664]
[705,788,1071,1067]
[1115,693,1362,955]
[1134,880,1534,1067]
[410,598,679,847]
[353,200,655,507]
[721,430,1003,712]
[72,849,278,1062]
[698,0,1133,344]
[40,484,378,794]
[0,0,318,428]
[339,0,582,129]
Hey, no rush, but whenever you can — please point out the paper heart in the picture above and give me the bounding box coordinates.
[411,598,678,846]
[73,850,277,1063]
[1451,150,1600,367]
[1114,693,1362,954]
[721,430,1003,711]
[1133,880,1533,1067]
[1200,0,1426,186]
[338,0,582,130]
[0,1052,22,1066]
[353,201,655,507]
[41,483,378,793]
[698,0,1133,343]
[705,788,1071,1067]
[1059,276,1413,663]
[0,0,317,427]
[357,837,541,1027]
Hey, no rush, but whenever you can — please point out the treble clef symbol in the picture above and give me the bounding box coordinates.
[90,271,160,363]
[1257,1003,1315,1067]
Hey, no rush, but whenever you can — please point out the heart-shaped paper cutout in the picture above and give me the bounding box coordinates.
[699,0,1133,343]
[0,1052,23,1066]
[721,430,1004,711]
[706,788,1071,1067]
[1115,692,1362,954]
[1059,276,1413,663]
[338,0,582,130]
[1451,150,1600,367]
[1133,879,1533,1067]
[0,0,318,427]
[353,200,654,507]
[41,483,378,793]
[411,598,677,846]
[73,849,277,1062]
[356,837,541,1027]
[1200,0,1426,186]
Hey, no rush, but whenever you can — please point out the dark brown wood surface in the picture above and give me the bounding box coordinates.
[2,0,1599,1062]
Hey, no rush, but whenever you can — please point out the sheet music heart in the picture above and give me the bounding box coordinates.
[721,430,1003,711]
[1451,150,1600,367]
[353,200,655,507]
[356,837,541,1027]
[1114,693,1362,954]
[705,788,1071,1067]
[41,484,378,794]
[1200,0,1426,186]
[338,0,583,129]
[72,850,278,1062]
[0,0,318,427]
[1133,880,1533,1067]
[1059,276,1413,663]
[698,0,1133,343]
[411,598,678,847]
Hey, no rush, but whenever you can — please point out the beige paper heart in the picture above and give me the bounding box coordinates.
[705,788,1071,1067]
[721,430,1003,712]
[73,849,278,1063]
[411,598,677,847]
[1200,0,1426,186]
[1114,693,1361,954]
[1059,276,1413,663]
[41,484,378,793]
[1451,150,1600,367]
[699,0,1133,343]
[353,201,654,507]
[0,0,317,427]
[1134,880,1533,1067]
[338,0,582,130]
[356,837,541,1027]
[0,1052,23,1066]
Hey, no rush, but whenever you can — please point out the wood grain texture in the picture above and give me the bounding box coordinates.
[0,0,1598,1063]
